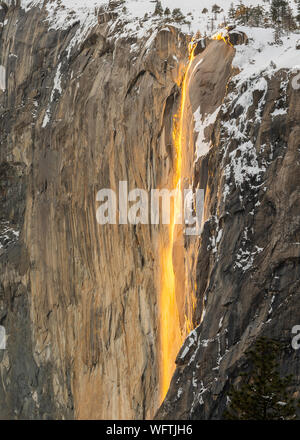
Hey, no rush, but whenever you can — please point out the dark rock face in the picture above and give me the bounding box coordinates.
[156,68,300,419]
[228,30,248,45]
[194,38,208,56]
[0,5,77,420]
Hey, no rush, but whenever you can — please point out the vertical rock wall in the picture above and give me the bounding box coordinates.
[0,5,189,419]
[157,46,300,420]
[1,4,299,421]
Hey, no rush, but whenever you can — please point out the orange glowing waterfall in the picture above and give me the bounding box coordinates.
[212,30,233,47]
[160,45,196,402]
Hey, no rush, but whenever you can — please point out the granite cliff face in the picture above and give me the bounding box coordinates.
[157,48,300,420]
[0,3,189,419]
[0,2,299,420]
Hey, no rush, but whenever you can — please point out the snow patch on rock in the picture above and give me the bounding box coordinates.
[0,65,6,91]
[194,105,220,159]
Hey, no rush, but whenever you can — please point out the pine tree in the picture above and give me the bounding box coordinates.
[282,5,296,31]
[235,3,250,25]
[172,8,185,23]
[296,0,300,25]
[224,338,298,420]
[228,2,236,22]
[271,0,279,23]
[212,4,222,20]
[249,5,265,27]
[270,0,288,25]
[274,24,283,44]
[154,0,163,16]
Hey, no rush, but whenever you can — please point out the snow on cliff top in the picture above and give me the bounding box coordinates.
[233,27,300,80]
[19,1,299,41]
[20,0,270,35]
[17,1,300,75]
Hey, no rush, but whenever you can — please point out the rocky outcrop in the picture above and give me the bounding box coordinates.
[157,61,300,420]
[228,29,248,45]
[0,4,189,419]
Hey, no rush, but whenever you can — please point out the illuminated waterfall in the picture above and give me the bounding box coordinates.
[160,45,196,402]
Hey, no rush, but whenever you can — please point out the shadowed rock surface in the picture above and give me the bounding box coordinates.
[157,64,300,421]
